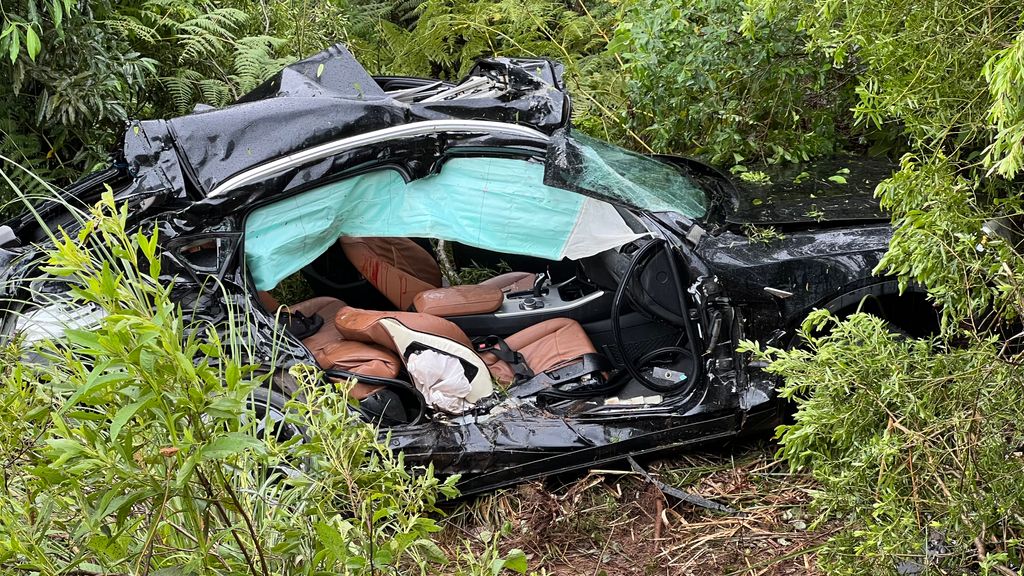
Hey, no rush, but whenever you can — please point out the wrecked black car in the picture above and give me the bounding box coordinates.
[0,45,938,494]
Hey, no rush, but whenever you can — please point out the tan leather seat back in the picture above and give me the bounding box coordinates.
[481,317,598,384]
[334,306,493,403]
[288,296,399,400]
[340,237,442,310]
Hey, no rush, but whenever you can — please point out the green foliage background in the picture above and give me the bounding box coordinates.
[2,0,1024,573]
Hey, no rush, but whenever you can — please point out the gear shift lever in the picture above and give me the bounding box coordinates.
[532,270,549,297]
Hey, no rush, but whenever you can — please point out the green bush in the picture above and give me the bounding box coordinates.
[0,192,526,575]
[610,0,852,163]
[373,0,606,79]
[722,1,1024,572]
[747,311,1024,574]
[0,0,361,209]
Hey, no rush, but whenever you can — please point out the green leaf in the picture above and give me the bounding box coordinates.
[29,464,66,484]
[207,395,243,418]
[502,549,528,573]
[316,63,325,78]
[827,175,847,184]
[200,432,265,461]
[64,370,130,411]
[175,453,198,487]
[47,438,85,452]
[51,1,63,29]
[65,328,104,351]
[414,538,447,563]
[109,398,150,441]
[25,27,40,61]
[315,521,346,551]
[139,347,158,375]
[9,28,20,63]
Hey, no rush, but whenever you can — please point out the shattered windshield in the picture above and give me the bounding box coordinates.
[545,131,708,218]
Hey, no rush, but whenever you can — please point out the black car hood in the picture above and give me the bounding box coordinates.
[122,44,569,198]
[723,157,894,227]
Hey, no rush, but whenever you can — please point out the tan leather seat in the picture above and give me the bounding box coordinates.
[479,318,597,384]
[288,296,400,399]
[334,306,598,386]
[340,236,536,312]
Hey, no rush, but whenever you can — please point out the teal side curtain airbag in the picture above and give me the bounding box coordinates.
[244,158,585,290]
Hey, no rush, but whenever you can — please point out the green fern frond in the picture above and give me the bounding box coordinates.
[101,16,161,44]
[160,75,195,113]
[231,35,291,93]
[196,78,231,106]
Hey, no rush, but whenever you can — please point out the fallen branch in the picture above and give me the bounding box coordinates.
[627,456,744,516]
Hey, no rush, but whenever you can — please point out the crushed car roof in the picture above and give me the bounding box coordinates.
[123,44,569,198]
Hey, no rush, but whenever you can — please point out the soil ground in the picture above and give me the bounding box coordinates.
[439,441,833,575]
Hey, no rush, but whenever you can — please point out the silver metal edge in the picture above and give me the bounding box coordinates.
[493,289,606,318]
[208,119,551,198]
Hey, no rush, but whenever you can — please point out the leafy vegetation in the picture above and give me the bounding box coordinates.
[610,0,852,164]
[0,191,526,574]
[741,0,1024,572]
[747,312,1024,574]
[0,0,358,201]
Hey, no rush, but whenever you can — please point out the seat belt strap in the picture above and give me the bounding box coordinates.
[472,335,535,381]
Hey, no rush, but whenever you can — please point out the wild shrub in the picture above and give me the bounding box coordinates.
[0,0,357,206]
[372,0,608,79]
[0,191,526,574]
[735,2,1024,572]
[0,2,157,198]
[747,312,1024,574]
[609,0,853,163]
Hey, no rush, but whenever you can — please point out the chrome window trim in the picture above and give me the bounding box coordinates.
[207,119,551,198]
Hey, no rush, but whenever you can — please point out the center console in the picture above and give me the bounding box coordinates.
[447,276,612,337]
[494,278,605,317]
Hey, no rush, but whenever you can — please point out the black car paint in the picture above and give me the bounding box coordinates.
[724,157,892,227]
[0,44,913,495]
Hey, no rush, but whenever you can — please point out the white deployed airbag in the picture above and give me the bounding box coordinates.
[406,349,474,414]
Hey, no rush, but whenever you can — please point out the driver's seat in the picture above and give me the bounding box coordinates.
[340,236,536,311]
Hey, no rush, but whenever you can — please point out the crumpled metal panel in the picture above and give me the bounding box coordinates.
[390,406,763,496]
[122,120,187,199]
[132,44,568,198]
[724,157,894,227]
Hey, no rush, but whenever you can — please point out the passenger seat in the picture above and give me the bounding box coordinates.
[340,236,536,312]
[333,306,599,386]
